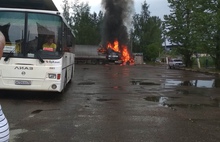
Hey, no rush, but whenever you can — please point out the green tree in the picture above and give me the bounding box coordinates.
[89,11,104,45]
[132,1,162,61]
[70,1,102,45]
[195,0,220,70]
[164,0,199,67]
[62,0,71,26]
[213,4,220,70]
[165,0,220,69]
[145,42,163,61]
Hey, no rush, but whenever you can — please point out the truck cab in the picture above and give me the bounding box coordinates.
[107,48,122,64]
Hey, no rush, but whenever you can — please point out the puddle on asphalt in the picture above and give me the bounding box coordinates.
[96,98,114,102]
[176,89,190,95]
[131,81,160,86]
[10,129,28,142]
[144,96,220,108]
[176,89,208,96]
[97,98,113,102]
[78,82,95,85]
[165,103,220,108]
[31,109,43,114]
[164,79,220,88]
[29,109,59,118]
[29,109,43,118]
[144,96,179,104]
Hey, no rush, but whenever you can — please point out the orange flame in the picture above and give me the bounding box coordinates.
[121,45,130,63]
[107,40,120,52]
[107,39,134,64]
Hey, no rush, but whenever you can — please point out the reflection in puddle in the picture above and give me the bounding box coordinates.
[145,96,178,107]
[164,79,220,88]
[144,96,220,108]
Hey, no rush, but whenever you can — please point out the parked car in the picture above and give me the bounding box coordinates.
[155,58,161,63]
[168,58,184,69]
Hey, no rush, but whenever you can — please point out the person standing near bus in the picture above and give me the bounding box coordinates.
[42,36,56,52]
[0,31,10,142]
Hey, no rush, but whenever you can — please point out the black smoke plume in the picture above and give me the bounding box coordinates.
[101,0,134,48]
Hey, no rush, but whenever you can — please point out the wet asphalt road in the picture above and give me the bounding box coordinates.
[0,64,220,142]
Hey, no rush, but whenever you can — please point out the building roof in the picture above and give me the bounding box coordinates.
[0,0,58,11]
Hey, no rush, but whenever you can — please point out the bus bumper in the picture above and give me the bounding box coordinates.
[0,78,63,92]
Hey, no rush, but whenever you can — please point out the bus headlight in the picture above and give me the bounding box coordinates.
[48,73,56,79]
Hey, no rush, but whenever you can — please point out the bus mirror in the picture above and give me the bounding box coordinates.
[67,35,72,47]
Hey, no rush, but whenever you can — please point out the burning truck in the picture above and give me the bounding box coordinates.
[76,0,135,65]
[75,41,132,65]
[98,40,134,64]
[98,46,122,64]
[101,0,134,65]
[107,48,122,64]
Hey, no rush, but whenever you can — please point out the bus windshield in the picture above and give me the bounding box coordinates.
[0,11,62,59]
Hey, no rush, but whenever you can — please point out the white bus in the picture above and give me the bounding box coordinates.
[0,7,75,93]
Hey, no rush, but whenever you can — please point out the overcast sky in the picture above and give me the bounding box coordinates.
[52,0,170,20]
